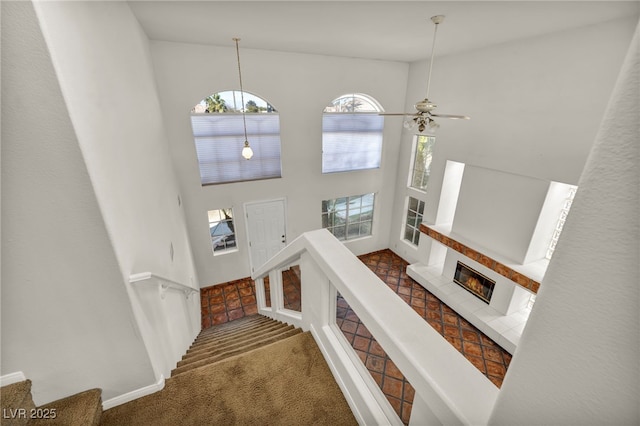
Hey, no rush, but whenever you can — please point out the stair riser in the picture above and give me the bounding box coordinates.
[199,315,268,333]
[184,326,295,364]
[172,329,302,377]
[198,315,268,332]
[194,318,273,342]
[179,326,295,366]
[189,322,288,350]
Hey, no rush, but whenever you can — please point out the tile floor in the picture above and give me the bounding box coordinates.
[200,277,258,328]
[200,266,301,327]
[200,249,511,424]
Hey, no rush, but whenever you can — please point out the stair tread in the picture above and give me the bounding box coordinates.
[193,322,278,345]
[180,325,295,365]
[195,316,272,340]
[189,322,289,351]
[199,314,266,332]
[182,326,297,366]
[0,380,33,413]
[172,328,302,377]
[29,388,102,426]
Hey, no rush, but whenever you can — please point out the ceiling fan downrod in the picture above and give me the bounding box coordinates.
[425,15,445,101]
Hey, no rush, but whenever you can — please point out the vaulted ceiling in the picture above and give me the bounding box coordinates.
[129,1,639,63]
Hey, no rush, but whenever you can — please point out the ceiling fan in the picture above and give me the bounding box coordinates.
[382,15,469,133]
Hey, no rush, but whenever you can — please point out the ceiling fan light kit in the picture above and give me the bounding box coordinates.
[382,14,469,134]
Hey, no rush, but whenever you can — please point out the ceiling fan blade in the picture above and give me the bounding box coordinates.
[379,113,416,116]
[431,113,470,120]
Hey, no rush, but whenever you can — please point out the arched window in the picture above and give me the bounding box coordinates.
[190,91,281,185]
[322,93,384,173]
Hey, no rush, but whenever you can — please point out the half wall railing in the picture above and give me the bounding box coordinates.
[252,229,498,425]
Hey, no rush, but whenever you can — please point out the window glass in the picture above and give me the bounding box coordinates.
[208,208,237,254]
[404,197,425,246]
[321,193,375,241]
[410,135,435,191]
[191,91,281,185]
[546,185,577,259]
[322,94,384,173]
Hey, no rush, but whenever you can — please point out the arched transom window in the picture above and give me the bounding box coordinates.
[322,93,384,173]
[190,90,281,185]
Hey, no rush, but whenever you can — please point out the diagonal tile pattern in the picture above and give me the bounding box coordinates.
[343,249,512,424]
[200,249,511,425]
[201,266,300,327]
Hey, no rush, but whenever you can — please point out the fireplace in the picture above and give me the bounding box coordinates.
[453,261,495,304]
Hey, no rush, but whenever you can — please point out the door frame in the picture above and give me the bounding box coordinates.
[243,197,288,273]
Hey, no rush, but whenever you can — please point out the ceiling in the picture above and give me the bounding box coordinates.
[129,1,639,63]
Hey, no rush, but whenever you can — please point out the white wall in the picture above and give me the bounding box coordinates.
[151,41,408,286]
[31,0,201,383]
[390,17,639,264]
[451,165,549,264]
[1,1,155,404]
[33,1,198,290]
[489,21,639,424]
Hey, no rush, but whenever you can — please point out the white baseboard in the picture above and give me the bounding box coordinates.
[102,375,165,410]
[0,371,27,387]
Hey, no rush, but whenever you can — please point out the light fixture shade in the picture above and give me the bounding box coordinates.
[403,118,416,130]
[242,142,254,160]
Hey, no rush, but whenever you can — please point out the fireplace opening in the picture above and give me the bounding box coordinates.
[453,261,495,304]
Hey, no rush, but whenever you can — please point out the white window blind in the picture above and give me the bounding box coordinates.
[322,113,384,173]
[191,113,281,185]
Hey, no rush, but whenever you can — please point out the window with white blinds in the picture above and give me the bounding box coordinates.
[322,94,384,174]
[190,113,281,185]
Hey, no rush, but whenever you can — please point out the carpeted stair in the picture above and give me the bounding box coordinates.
[100,314,357,425]
[2,315,357,425]
[172,314,302,376]
[0,379,102,425]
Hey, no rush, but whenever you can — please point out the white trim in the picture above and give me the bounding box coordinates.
[253,229,499,425]
[309,323,400,426]
[0,371,27,387]
[129,272,199,300]
[243,197,288,273]
[102,375,165,410]
[272,308,303,329]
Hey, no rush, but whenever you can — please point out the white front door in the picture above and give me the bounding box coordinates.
[245,199,287,273]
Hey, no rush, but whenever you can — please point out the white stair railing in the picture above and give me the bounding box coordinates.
[130,272,199,300]
[252,229,498,426]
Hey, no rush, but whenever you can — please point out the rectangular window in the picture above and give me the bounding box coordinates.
[208,208,237,254]
[409,135,435,191]
[322,193,375,241]
[546,185,577,259]
[404,197,425,246]
[322,113,384,173]
[191,114,281,185]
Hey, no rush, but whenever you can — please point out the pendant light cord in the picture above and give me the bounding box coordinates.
[233,38,249,143]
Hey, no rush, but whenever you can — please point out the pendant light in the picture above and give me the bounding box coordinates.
[233,37,253,160]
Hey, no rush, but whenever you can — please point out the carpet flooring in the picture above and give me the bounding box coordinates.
[100,331,357,426]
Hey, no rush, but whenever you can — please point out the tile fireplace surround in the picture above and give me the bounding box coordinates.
[419,224,541,293]
[407,224,540,354]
